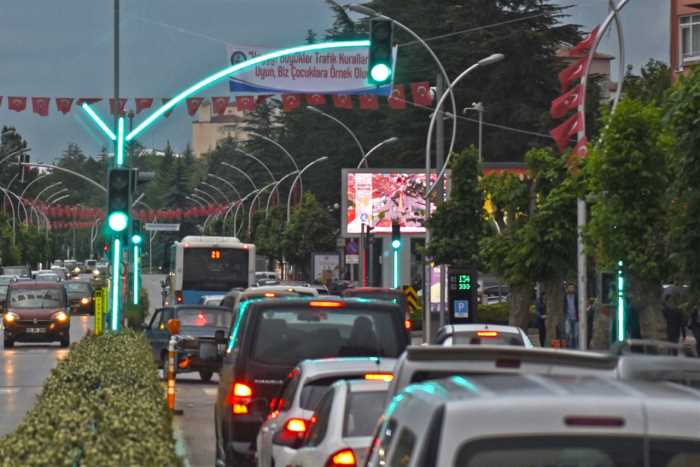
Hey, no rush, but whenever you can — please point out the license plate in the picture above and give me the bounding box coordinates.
[26,328,46,334]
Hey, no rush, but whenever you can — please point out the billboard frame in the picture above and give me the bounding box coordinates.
[341,168,449,238]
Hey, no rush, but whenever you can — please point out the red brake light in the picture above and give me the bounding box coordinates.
[195,312,208,326]
[273,417,310,447]
[327,448,357,467]
[175,291,184,304]
[477,330,499,337]
[364,373,394,382]
[309,300,344,308]
[229,382,254,415]
[233,382,253,397]
[285,418,308,433]
[565,416,625,427]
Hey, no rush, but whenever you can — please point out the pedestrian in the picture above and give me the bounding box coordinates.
[586,298,596,349]
[662,295,685,345]
[535,292,547,347]
[687,306,700,356]
[562,283,578,349]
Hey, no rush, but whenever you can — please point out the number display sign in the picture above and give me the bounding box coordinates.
[448,270,476,323]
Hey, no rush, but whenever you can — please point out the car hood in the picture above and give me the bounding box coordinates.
[8,308,62,319]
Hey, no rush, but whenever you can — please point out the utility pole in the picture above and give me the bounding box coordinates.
[435,74,446,332]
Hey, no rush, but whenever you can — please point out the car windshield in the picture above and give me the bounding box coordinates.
[250,306,401,365]
[343,390,387,437]
[176,308,230,328]
[9,288,64,308]
[65,283,90,294]
[449,331,524,346]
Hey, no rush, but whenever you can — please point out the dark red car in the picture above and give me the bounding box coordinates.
[3,281,70,348]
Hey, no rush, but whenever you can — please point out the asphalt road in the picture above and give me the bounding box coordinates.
[0,314,93,437]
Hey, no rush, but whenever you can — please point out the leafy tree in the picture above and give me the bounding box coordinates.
[164,158,190,208]
[427,147,482,268]
[586,98,673,340]
[255,206,287,268]
[282,193,336,279]
[623,59,673,106]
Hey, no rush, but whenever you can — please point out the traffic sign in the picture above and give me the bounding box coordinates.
[403,286,419,312]
[448,270,477,323]
[144,223,180,232]
[94,288,105,336]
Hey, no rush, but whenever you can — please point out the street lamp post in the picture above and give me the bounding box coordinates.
[248,132,302,195]
[221,162,258,190]
[190,193,209,207]
[234,149,276,183]
[247,182,277,237]
[45,188,70,204]
[186,195,205,207]
[463,103,485,163]
[208,173,242,200]
[201,181,230,204]
[356,137,399,168]
[265,171,299,217]
[286,156,329,222]
[193,187,218,205]
[305,106,365,163]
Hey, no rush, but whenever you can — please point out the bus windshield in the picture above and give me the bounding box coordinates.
[182,247,249,292]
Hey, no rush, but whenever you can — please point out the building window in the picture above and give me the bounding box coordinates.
[680,15,700,64]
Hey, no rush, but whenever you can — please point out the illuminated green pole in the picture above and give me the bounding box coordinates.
[617,260,625,342]
[132,244,140,305]
[111,238,122,331]
[392,242,400,289]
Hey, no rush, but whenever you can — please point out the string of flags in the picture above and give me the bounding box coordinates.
[0,83,434,118]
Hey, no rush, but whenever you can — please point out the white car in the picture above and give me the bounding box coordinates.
[366,374,700,467]
[256,357,396,467]
[288,379,389,467]
[198,294,225,306]
[434,323,533,347]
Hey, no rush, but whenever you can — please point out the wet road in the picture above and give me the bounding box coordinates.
[0,314,93,437]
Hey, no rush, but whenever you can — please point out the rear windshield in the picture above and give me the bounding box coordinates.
[65,283,91,294]
[449,331,524,346]
[250,307,402,365]
[343,390,387,437]
[300,375,364,410]
[9,288,64,308]
[176,308,230,327]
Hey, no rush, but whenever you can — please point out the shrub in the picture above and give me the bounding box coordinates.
[0,331,182,466]
[125,288,150,328]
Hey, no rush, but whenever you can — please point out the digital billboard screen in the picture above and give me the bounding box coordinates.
[342,169,447,235]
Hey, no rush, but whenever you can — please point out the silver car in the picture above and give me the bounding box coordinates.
[256,357,396,467]
[289,380,389,467]
[366,374,700,467]
[434,324,533,347]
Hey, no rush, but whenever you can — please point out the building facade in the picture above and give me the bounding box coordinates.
[191,101,249,158]
[671,0,700,74]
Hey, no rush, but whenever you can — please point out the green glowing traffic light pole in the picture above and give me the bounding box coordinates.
[80,40,372,331]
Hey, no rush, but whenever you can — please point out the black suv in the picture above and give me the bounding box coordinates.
[214,297,409,467]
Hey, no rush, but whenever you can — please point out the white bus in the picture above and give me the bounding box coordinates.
[168,236,255,305]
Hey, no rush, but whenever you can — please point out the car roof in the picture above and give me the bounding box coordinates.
[8,280,64,289]
[245,296,400,310]
[441,324,525,334]
[297,357,397,380]
[243,285,318,294]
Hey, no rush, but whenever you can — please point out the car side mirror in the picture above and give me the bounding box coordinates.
[215,329,226,344]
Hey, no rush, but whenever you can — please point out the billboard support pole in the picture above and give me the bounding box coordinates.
[360,223,366,287]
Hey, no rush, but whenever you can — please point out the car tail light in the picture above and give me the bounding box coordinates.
[272,417,309,448]
[364,373,394,382]
[80,297,90,305]
[404,319,412,330]
[264,292,276,298]
[309,300,343,308]
[327,448,357,467]
[477,330,499,337]
[565,416,625,427]
[175,291,184,304]
[228,382,254,415]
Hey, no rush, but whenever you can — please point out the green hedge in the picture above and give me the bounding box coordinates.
[0,331,182,466]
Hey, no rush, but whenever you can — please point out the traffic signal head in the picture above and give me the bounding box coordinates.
[131,220,143,245]
[108,168,131,233]
[368,19,393,85]
[391,221,401,250]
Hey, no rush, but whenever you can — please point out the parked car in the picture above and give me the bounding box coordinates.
[256,357,396,467]
[3,280,70,348]
[215,297,409,467]
[64,280,94,315]
[434,324,533,348]
[145,305,231,382]
[288,379,390,467]
[366,374,700,467]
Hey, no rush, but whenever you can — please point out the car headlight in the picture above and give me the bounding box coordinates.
[80,297,90,305]
[54,311,68,322]
[3,312,18,323]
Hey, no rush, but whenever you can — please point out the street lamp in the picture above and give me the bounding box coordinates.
[305,106,365,163]
[265,171,299,217]
[234,149,276,183]
[190,193,210,207]
[463,103,485,163]
[286,156,329,222]
[356,137,399,168]
[221,162,258,190]
[208,173,242,200]
[186,195,205,207]
[193,187,218,204]
[45,188,70,204]
[248,132,302,193]
[247,181,277,237]
[201,181,231,204]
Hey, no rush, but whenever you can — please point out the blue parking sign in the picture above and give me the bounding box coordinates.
[454,300,469,319]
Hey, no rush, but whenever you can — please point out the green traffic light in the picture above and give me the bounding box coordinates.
[391,239,401,249]
[370,63,392,83]
[108,211,128,232]
[131,233,143,245]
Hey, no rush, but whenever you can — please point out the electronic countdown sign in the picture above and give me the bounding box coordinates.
[448,269,477,323]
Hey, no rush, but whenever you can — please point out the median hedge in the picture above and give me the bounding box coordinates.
[0,331,182,467]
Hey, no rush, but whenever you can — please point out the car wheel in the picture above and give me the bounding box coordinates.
[4,338,14,349]
[199,370,213,383]
[60,337,70,348]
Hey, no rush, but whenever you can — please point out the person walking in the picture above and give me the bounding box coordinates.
[687,306,700,356]
[662,295,685,345]
[563,283,579,349]
[535,293,547,347]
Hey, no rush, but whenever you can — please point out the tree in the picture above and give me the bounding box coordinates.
[623,59,673,106]
[254,206,286,268]
[282,193,336,279]
[164,158,190,208]
[427,147,481,268]
[586,98,673,341]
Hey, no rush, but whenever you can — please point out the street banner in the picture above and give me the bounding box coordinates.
[94,288,105,336]
[145,223,180,232]
[226,44,395,96]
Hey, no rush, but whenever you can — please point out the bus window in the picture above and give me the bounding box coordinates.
[182,248,249,292]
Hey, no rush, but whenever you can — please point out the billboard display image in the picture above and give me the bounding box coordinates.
[342,170,447,235]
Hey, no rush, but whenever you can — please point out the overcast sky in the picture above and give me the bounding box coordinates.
[0,0,668,162]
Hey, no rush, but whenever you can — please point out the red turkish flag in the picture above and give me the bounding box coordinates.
[282,94,301,112]
[549,112,583,153]
[388,84,407,109]
[76,97,102,106]
[8,97,27,112]
[32,97,50,116]
[236,96,255,112]
[186,97,204,116]
[306,94,326,106]
[55,98,74,114]
[570,26,600,56]
[559,57,587,92]
[411,82,433,106]
[110,98,127,116]
[550,84,583,119]
[135,98,154,114]
[359,94,379,110]
[566,137,589,174]
[212,96,229,116]
[332,95,353,109]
